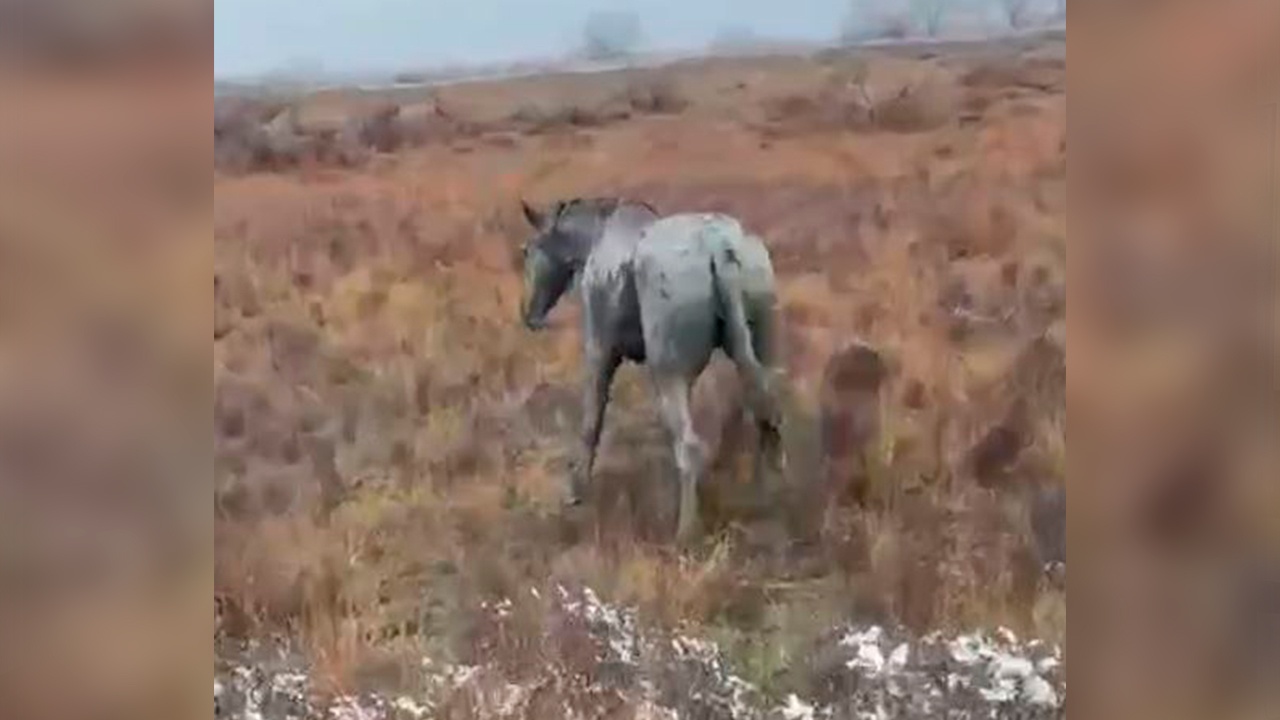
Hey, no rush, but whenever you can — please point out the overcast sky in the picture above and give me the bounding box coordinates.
[214,0,855,78]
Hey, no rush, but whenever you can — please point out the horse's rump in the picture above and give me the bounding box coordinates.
[633,214,776,376]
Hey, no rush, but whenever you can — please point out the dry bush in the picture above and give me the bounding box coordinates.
[507,102,610,134]
[214,103,319,174]
[397,101,453,145]
[214,100,286,173]
[502,79,680,136]
[869,80,958,133]
[214,97,290,138]
[347,100,465,152]
[214,95,470,174]
[788,53,1056,139]
[762,61,958,137]
[960,57,1065,95]
[506,104,548,130]
[760,92,860,136]
[763,94,825,124]
[310,128,372,169]
[350,102,403,153]
[621,75,688,115]
[818,341,888,509]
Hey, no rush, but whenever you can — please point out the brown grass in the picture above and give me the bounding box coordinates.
[212,39,1069,702]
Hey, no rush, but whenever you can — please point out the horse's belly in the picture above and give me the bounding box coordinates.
[617,323,647,362]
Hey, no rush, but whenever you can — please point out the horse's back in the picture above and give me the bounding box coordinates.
[633,213,776,375]
[636,212,767,297]
[635,213,775,304]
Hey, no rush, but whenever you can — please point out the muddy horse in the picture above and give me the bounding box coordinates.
[517,197,784,542]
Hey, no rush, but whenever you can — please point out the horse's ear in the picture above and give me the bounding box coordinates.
[520,199,544,229]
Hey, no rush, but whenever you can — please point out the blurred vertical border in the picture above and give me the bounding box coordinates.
[1071,0,1280,718]
[0,1,211,719]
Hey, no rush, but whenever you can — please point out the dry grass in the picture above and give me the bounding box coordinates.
[212,39,1069,704]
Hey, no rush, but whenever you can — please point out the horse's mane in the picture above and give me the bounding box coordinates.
[554,196,658,223]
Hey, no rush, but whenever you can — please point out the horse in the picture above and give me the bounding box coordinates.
[516,196,785,543]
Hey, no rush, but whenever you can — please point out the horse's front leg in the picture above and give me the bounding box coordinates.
[569,349,620,506]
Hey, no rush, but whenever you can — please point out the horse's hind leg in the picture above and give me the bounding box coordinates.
[724,297,784,487]
[571,352,620,506]
[653,373,706,544]
[752,302,785,470]
[751,313,785,487]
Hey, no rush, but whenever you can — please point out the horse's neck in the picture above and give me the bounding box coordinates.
[586,204,658,257]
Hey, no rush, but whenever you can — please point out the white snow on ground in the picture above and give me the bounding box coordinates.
[215,586,1064,720]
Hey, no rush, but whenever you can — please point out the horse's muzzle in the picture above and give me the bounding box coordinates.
[523,311,547,331]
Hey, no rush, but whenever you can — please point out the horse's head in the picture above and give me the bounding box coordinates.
[515,196,655,330]
[516,199,577,330]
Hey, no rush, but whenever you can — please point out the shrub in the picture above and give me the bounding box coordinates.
[214,103,317,174]
[353,102,403,152]
[507,102,614,134]
[871,81,957,133]
[759,77,956,137]
[623,76,688,114]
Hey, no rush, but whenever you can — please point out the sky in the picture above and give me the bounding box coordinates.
[214,0,856,79]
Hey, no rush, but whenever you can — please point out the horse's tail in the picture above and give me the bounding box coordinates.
[710,233,782,427]
[710,242,755,365]
[711,233,768,381]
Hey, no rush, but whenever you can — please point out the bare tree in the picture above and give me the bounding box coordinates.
[841,1,912,43]
[582,10,642,61]
[910,0,947,37]
[838,0,871,43]
[1001,0,1034,28]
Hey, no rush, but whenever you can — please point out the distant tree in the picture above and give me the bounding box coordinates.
[910,0,947,37]
[582,10,643,61]
[840,0,912,43]
[1000,0,1034,28]
[838,0,870,43]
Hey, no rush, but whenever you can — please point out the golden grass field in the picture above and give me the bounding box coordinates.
[213,32,1069,702]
